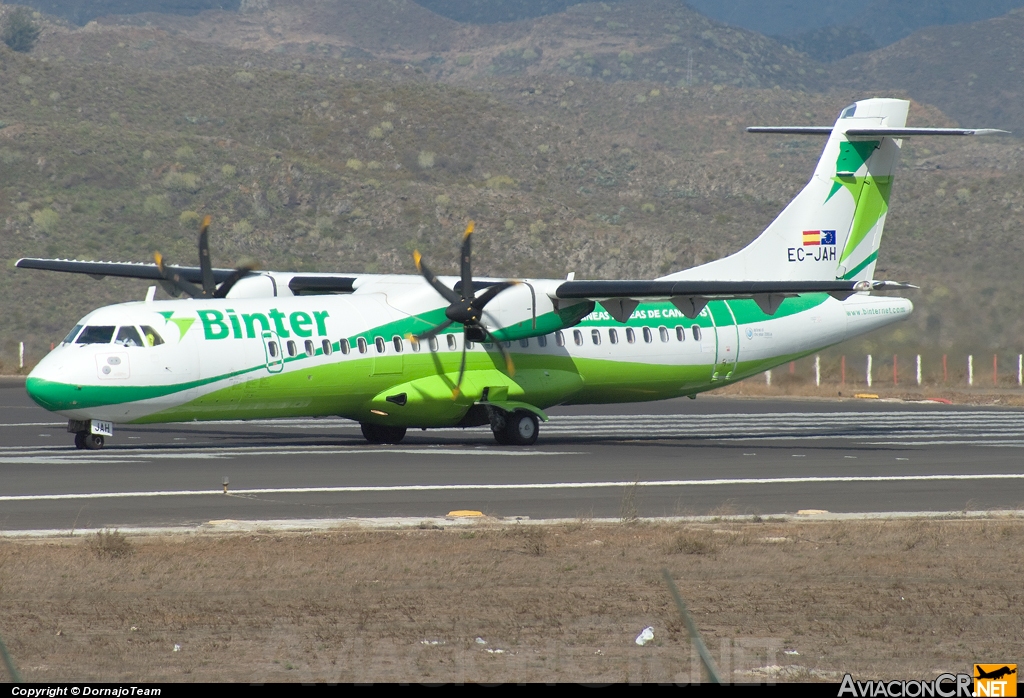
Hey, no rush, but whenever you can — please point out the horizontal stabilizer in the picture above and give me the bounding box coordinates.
[745,126,834,135]
[748,126,1009,137]
[15,258,243,283]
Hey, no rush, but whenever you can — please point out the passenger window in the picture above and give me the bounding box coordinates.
[626,327,635,344]
[321,339,332,356]
[609,328,618,344]
[287,340,297,357]
[62,325,83,344]
[573,330,583,346]
[555,331,564,347]
[305,340,315,356]
[393,336,403,352]
[467,340,474,350]
[140,326,164,347]
[692,325,702,341]
[410,337,420,352]
[268,341,279,358]
[659,326,670,343]
[676,326,685,342]
[642,327,653,343]
[519,338,529,348]
[537,335,547,348]
[340,338,351,355]
[375,337,386,353]
[357,337,368,354]
[591,329,601,345]
[115,326,144,347]
[429,337,439,352]
[446,334,457,350]
[76,326,115,344]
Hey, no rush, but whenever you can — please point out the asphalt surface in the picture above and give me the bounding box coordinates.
[2,385,1024,530]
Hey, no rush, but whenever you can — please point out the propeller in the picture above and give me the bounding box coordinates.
[409,221,519,398]
[154,215,254,298]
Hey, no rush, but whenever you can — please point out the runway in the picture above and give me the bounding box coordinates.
[2,385,1024,531]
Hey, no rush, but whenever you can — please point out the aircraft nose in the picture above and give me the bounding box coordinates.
[26,355,75,411]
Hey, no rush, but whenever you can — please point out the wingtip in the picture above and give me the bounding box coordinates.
[413,250,422,270]
[200,214,211,230]
[463,220,475,240]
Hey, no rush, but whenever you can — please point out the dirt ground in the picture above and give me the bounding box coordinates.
[1,517,1021,683]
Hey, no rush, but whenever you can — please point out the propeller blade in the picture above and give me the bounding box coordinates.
[460,220,474,301]
[154,252,204,298]
[452,332,468,399]
[471,280,519,311]
[414,250,461,305]
[410,318,454,341]
[213,265,254,299]
[484,328,516,377]
[197,215,215,297]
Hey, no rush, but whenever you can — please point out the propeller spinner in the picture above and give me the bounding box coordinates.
[410,221,519,397]
[154,215,253,299]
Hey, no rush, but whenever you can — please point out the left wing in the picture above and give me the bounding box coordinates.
[15,258,237,283]
[552,278,915,321]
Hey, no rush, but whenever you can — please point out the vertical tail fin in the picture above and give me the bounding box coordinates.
[664,97,908,283]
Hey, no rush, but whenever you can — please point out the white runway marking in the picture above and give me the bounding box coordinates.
[4,473,1024,502]
[0,447,581,463]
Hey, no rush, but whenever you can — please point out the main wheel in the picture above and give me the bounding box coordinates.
[503,411,539,446]
[83,434,104,450]
[74,431,87,449]
[360,423,407,445]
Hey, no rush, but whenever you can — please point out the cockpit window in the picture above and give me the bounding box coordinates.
[75,326,115,344]
[115,326,144,347]
[840,104,856,119]
[140,326,164,347]
[62,325,83,344]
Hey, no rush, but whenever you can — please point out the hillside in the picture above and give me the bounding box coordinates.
[1,1,1023,371]
[832,7,1024,135]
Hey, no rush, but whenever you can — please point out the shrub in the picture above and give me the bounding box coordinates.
[233,219,253,236]
[163,172,201,192]
[346,158,364,171]
[368,126,384,140]
[641,202,656,213]
[174,145,195,160]
[232,71,255,85]
[31,208,59,233]
[143,194,171,217]
[456,55,474,67]
[2,8,40,53]
[485,175,516,189]
[179,210,201,227]
[434,194,450,207]
[417,151,435,169]
[221,164,237,177]
[379,121,394,133]
[91,529,133,559]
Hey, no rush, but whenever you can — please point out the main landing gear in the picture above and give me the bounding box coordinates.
[73,432,104,450]
[360,423,407,445]
[490,409,539,446]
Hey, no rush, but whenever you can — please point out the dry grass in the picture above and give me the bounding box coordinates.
[1,518,1021,683]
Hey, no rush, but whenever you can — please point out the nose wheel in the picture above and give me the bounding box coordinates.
[74,432,104,450]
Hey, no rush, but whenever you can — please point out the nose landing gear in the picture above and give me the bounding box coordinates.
[68,419,111,450]
[73,431,105,450]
